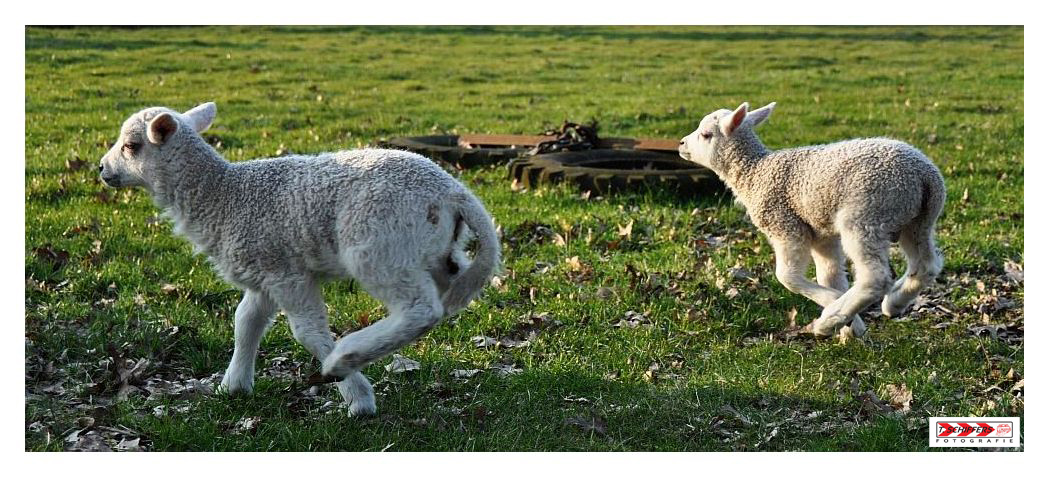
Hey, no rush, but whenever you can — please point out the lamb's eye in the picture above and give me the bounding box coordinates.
[123,142,141,154]
[701,132,713,140]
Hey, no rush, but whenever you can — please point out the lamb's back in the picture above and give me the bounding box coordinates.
[756,138,939,239]
[213,148,461,285]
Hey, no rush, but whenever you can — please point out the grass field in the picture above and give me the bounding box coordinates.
[25,26,1023,451]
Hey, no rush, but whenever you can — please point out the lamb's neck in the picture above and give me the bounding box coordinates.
[153,141,231,241]
[716,135,770,201]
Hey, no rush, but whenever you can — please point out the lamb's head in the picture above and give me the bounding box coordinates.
[98,102,217,189]
[678,102,775,170]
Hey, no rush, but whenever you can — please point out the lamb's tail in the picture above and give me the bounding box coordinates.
[442,192,500,316]
[905,168,947,273]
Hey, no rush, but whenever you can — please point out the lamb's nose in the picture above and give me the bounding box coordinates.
[98,164,103,172]
[679,140,685,145]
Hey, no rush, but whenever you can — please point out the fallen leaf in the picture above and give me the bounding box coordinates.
[719,404,755,427]
[66,430,112,452]
[489,363,522,377]
[1010,379,1024,395]
[1003,260,1023,283]
[34,244,70,270]
[451,369,481,379]
[565,414,607,436]
[385,354,421,373]
[643,362,660,382]
[471,335,498,348]
[617,220,633,239]
[613,310,651,328]
[883,383,913,413]
[726,266,756,283]
[233,416,260,434]
[116,437,141,452]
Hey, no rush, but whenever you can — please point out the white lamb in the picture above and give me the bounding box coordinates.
[98,102,500,416]
[678,102,945,340]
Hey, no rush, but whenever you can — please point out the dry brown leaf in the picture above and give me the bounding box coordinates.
[489,363,522,377]
[233,416,261,434]
[65,430,112,452]
[617,220,633,239]
[1003,260,1023,283]
[883,383,913,413]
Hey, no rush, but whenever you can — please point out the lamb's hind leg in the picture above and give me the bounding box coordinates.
[220,290,277,394]
[812,237,849,292]
[812,228,892,338]
[882,223,944,317]
[323,270,443,382]
[268,280,376,416]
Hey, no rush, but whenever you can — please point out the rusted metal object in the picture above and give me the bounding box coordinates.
[378,123,721,195]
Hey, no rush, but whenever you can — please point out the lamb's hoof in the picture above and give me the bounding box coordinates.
[322,350,359,379]
[881,294,912,317]
[348,398,377,417]
[218,375,253,395]
[804,316,841,338]
[835,320,860,343]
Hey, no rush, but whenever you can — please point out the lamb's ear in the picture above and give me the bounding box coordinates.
[147,112,179,145]
[183,102,216,133]
[720,102,749,136]
[746,102,776,128]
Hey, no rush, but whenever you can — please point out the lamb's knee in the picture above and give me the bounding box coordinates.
[413,303,444,332]
[860,272,893,298]
[775,269,806,294]
[289,321,334,359]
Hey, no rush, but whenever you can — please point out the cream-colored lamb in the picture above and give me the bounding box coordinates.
[99,102,500,415]
[679,102,945,340]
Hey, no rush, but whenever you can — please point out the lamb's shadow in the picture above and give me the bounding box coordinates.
[285,365,897,452]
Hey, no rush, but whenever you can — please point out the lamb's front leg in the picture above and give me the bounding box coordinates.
[771,237,866,338]
[771,237,844,308]
[220,290,277,394]
[268,281,376,417]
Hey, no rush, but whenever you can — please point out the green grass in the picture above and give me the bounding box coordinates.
[25,26,1023,451]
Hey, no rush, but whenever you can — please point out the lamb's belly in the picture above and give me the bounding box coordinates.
[304,252,353,279]
[808,218,839,239]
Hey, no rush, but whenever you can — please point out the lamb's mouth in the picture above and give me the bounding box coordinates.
[100,174,122,187]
